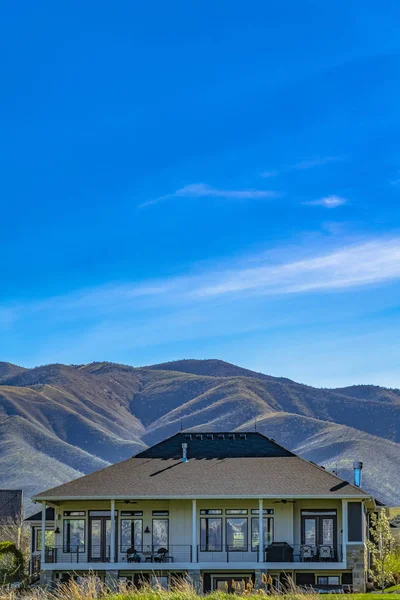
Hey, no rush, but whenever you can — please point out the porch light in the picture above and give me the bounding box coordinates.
[145,526,151,534]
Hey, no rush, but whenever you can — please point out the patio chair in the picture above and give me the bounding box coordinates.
[318,545,334,561]
[300,544,315,562]
[153,547,170,563]
[126,547,141,563]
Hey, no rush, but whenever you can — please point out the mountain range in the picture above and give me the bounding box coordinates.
[0,358,399,513]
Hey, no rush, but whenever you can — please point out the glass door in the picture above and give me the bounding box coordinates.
[89,511,116,562]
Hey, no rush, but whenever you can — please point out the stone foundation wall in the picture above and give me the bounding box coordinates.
[346,544,367,592]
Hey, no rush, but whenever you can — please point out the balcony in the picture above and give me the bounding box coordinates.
[197,544,342,563]
[43,543,342,566]
[44,545,192,565]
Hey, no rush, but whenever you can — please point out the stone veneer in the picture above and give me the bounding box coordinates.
[346,544,367,592]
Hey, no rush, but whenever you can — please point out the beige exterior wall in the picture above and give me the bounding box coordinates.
[48,497,345,552]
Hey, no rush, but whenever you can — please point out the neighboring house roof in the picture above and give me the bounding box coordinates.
[0,490,23,520]
[25,507,55,522]
[33,432,369,501]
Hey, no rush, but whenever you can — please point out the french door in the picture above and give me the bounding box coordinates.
[89,511,117,562]
[301,510,337,547]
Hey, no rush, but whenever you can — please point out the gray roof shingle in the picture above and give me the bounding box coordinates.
[33,455,367,500]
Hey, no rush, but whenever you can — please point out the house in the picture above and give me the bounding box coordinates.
[0,490,23,522]
[30,431,374,592]
[25,507,55,575]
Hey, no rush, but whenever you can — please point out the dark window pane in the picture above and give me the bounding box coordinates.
[348,502,362,542]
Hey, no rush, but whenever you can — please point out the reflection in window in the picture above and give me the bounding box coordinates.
[35,529,55,551]
[304,518,316,546]
[200,518,222,551]
[152,519,168,549]
[226,517,247,551]
[63,519,85,552]
[251,517,273,551]
[121,519,142,550]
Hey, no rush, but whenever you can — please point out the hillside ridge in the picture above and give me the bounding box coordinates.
[0,358,399,511]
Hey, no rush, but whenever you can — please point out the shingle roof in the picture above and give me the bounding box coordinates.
[25,507,55,522]
[0,490,23,520]
[33,432,368,500]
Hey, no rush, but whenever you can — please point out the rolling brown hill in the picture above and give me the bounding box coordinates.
[0,358,399,512]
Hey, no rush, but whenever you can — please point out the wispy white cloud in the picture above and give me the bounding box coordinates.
[292,156,342,170]
[189,238,400,299]
[304,195,347,208]
[139,183,280,208]
[4,238,400,323]
[260,170,277,178]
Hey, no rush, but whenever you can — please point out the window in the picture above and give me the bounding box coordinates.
[152,511,169,516]
[152,519,168,549]
[121,519,143,550]
[200,509,222,515]
[63,519,85,552]
[251,509,274,515]
[317,576,340,586]
[64,511,85,516]
[251,517,274,551]
[121,511,143,517]
[348,502,362,542]
[200,518,222,551]
[226,517,248,551]
[35,528,54,551]
[226,509,248,515]
[206,434,214,440]
[301,510,337,547]
[152,576,168,590]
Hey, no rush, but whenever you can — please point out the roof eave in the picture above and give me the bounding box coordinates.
[33,493,371,502]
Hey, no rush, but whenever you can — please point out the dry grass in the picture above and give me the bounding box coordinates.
[0,575,380,600]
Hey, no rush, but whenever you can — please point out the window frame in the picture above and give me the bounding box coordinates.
[120,518,143,551]
[152,518,169,550]
[251,516,274,552]
[301,509,337,547]
[317,576,340,586]
[226,516,248,552]
[200,517,223,552]
[34,527,55,552]
[63,518,86,553]
[226,509,248,515]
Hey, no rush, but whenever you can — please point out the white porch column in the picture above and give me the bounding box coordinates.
[41,502,46,566]
[342,499,348,564]
[192,499,197,562]
[110,499,115,563]
[258,498,264,563]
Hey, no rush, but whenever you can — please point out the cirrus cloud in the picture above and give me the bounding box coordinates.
[139,183,280,208]
[304,195,347,208]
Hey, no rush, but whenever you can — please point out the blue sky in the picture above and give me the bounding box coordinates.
[1,1,400,387]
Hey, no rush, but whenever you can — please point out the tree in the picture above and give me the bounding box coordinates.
[0,512,30,583]
[0,541,24,582]
[367,511,398,592]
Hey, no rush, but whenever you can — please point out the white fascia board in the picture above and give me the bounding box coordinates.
[33,493,370,501]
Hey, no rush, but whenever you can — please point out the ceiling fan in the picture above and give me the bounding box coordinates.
[273,499,296,504]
